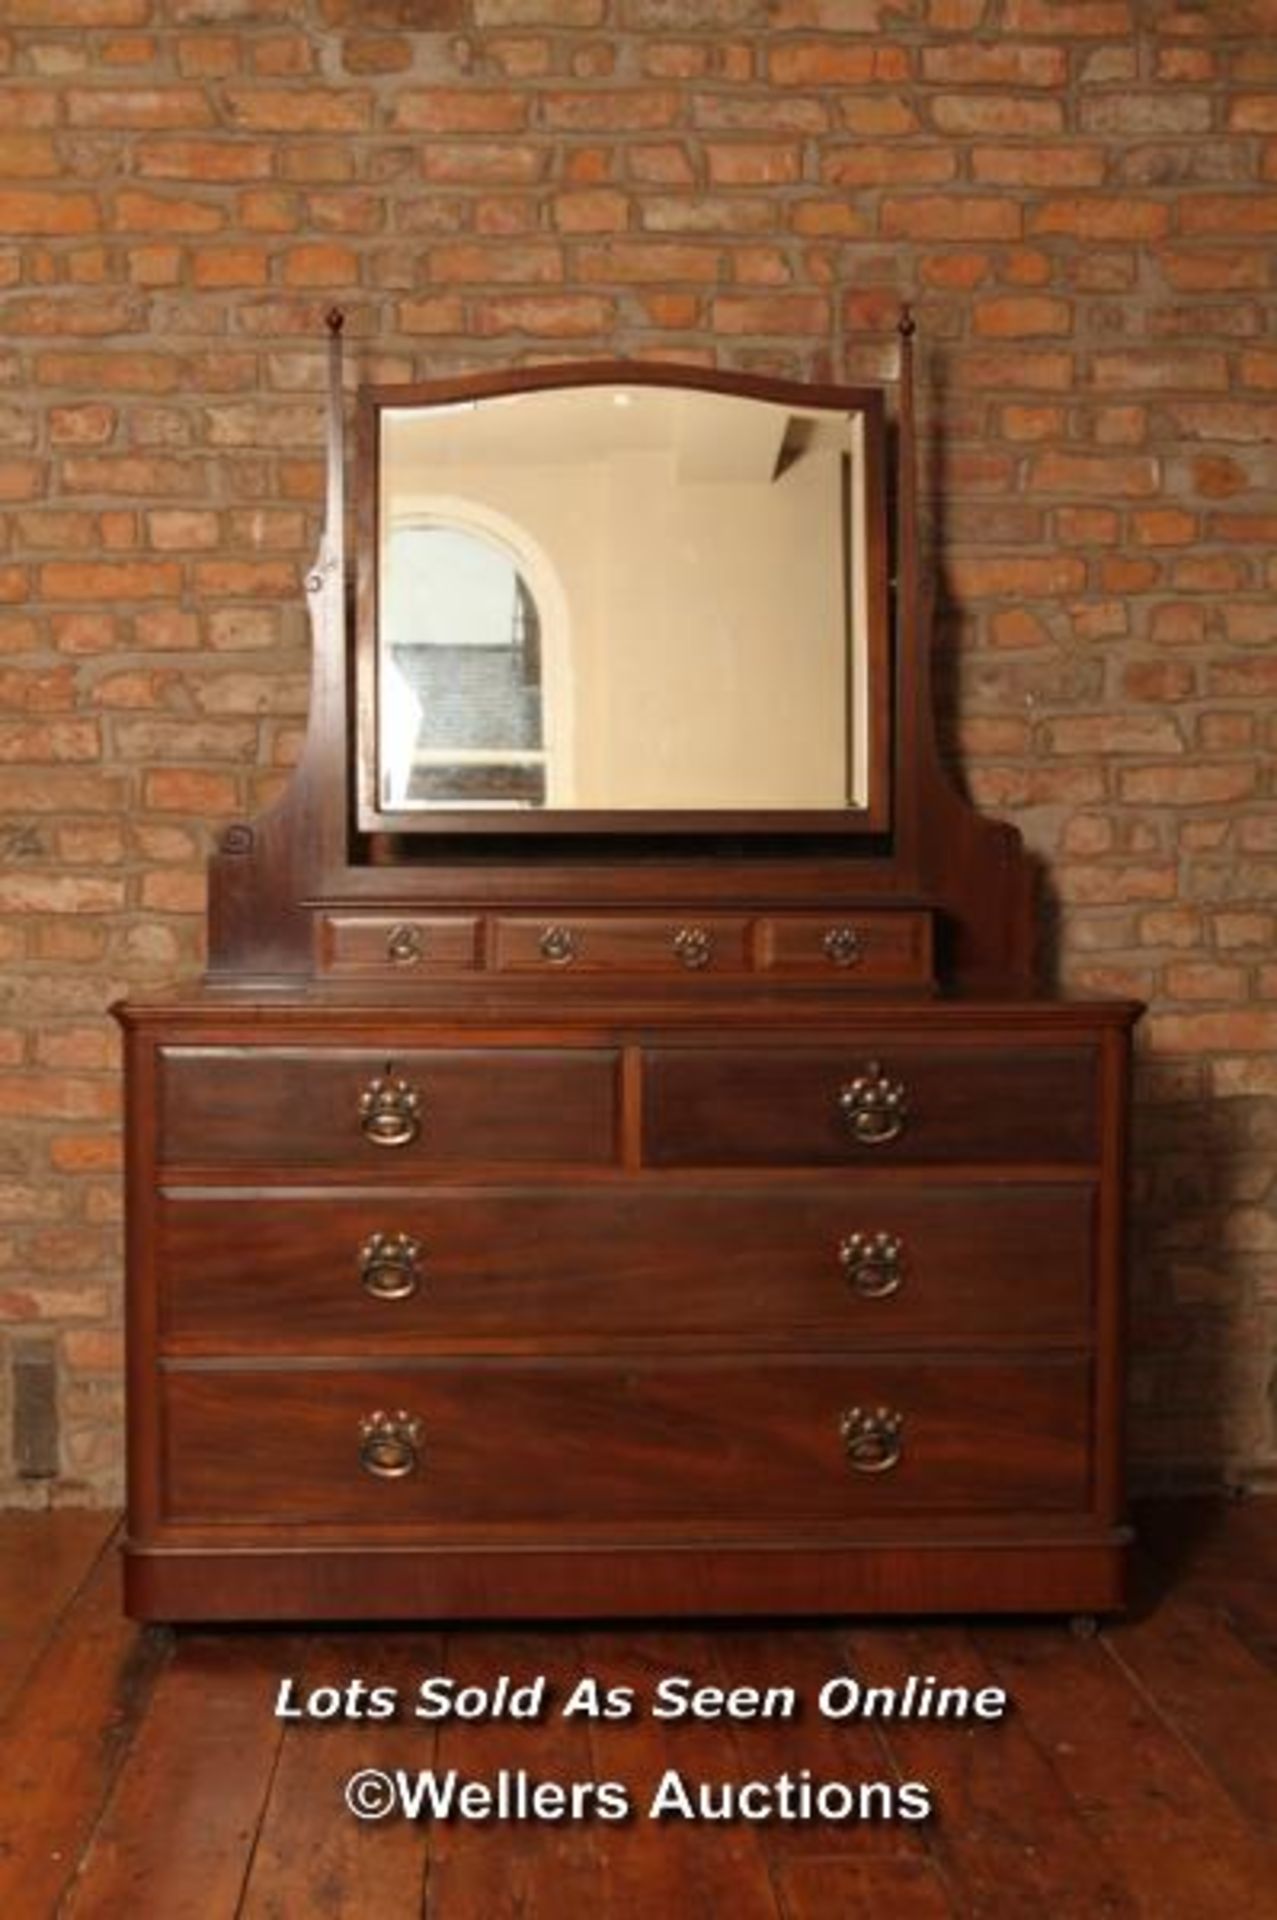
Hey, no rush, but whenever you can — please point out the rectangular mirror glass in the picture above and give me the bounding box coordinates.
[364,371,888,827]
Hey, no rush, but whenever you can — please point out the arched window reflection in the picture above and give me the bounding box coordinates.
[381,523,547,807]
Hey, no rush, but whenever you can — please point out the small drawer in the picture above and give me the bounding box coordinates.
[643,1044,1098,1167]
[157,1183,1094,1352]
[317,915,480,978]
[490,915,749,976]
[754,911,933,986]
[158,1047,620,1171]
[159,1357,1091,1529]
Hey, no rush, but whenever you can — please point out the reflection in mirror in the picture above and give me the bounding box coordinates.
[382,525,546,806]
[377,382,873,813]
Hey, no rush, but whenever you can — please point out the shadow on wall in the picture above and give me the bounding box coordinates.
[918,352,1272,1499]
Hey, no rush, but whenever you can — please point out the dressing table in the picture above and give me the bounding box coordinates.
[116,314,1138,1621]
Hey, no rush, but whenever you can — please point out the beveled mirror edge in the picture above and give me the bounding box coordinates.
[352,359,894,841]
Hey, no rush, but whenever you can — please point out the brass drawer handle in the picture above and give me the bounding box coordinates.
[838,1061,907,1146]
[840,1406,904,1474]
[359,1231,423,1302]
[386,923,424,967]
[359,1410,423,1480]
[839,1231,905,1300]
[823,925,861,968]
[539,924,577,965]
[358,1066,421,1149]
[673,926,713,971]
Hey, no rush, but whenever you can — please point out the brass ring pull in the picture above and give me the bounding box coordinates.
[359,1410,423,1480]
[539,924,577,965]
[839,1406,904,1474]
[839,1231,905,1300]
[359,1231,423,1302]
[673,926,713,971]
[838,1061,907,1147]
[386,923,424,967]
[823,925,862,969]
[358,1067,421,1149]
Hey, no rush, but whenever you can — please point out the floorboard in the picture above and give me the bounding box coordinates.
[239,1632,436,1920]
[0,1526,170,1918]
[0,1510,118,1717]
[1,1501,1275,1919]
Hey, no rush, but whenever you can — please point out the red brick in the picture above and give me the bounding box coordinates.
[134,138,273,183]
[1045,713,1184,755]
[1003,0,1131,26]
[1056,865,1178,905]
[0,133,61,178]
[970,144,1106,187]
[0,871,121,912]
[224,88,371,133]
[882,197,1021,241]
[933,97,1063,136]
[823,147,956,187]
[839,97,918,135]
[541,90,681,131]
[1158,248,1270,292]
[710,294,829,335]
[67,87,215,129]
[1119,764,1256,805]
[393,91,529,133]
[471,295,615,337]
[769,46,905,85]
[113,191,224,235]
[41,560,181,600]
[948,554,1087,596]
[920,43,1068,86]
[193,248,270,289]
[9,0,148,17]
[1179,195,1277,236]
[1126,507,1198,548]
[1028,452,1159,497]
[707,143,803,185]
[1030,199,1171,240]
[429,243,563,284]
[575,241,721,282]
[1093,350,1229,392]
[552,191,629,233]
[973,296,1071,337]
[0,191,98,235]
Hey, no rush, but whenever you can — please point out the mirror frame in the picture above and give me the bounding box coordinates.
[354,361,893,838]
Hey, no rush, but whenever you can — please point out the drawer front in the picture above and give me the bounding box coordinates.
[317,915,480,978]
[643,1045,1098,1167]
[160,1358,1091,1527]
[754,912,933,985]
[158,1184,1094,1350]
[491,915,750,976]
[158,1048,620,1170]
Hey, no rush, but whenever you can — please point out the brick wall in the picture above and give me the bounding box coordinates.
[1,0,1274,1503]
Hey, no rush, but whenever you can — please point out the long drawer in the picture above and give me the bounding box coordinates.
[157,1047,620,1169]
[157,1184,1095,1350]
[643,1045,1098,1167]
[160,1357,1091,1527]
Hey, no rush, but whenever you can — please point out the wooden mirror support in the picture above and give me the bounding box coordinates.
[205,311,1035,990]
[116,310,1139,1625]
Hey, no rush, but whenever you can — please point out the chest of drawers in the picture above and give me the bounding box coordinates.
[117,991,1136,1622]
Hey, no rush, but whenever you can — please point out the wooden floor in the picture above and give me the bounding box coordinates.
[2,1505,1276,1918]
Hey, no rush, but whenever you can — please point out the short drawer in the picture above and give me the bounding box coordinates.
[157,1047,620,1170]
[157,1184,1094,1351]
[754,911,933,986]
[490,915,750,975]
[317,915,480,978]
[643,1044,1098,1167]
[159,1357,1091,1528]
